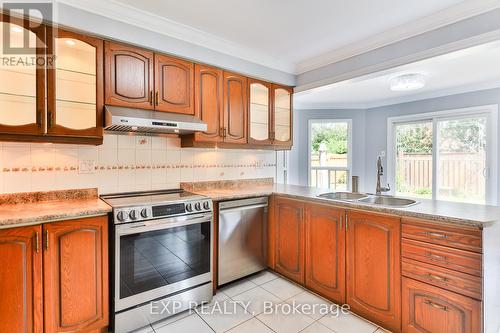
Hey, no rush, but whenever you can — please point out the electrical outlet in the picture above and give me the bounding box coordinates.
[79,160,96,174]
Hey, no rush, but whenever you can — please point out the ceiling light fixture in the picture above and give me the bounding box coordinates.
[390,73,426,91]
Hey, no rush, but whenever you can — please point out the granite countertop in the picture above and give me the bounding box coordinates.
[183,180,500,228]
[0,189,111,229]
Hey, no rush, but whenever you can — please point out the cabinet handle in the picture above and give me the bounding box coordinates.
[427,273,449,282]
[36,110,42,128]
[44,230,49,251]
[339,215,343,230]
[220,127,224,137]
[345,212,348,230]
[155,91,159,106]
[424,300,448,311]
[149,91,153,105]
[426,252,447,261]
[419,231,448,239]
[223,128,227,138]
[34,232,39,253]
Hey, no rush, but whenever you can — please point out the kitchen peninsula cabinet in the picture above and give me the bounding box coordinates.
[0,216,108,333]
[305,202,346,304]
[271,196,305,284]
[346,210,401,332]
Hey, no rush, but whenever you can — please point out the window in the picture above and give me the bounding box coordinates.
[308,120,352,190]
[388,106,498,205]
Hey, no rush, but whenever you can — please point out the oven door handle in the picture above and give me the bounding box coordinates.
[116,213,212,235]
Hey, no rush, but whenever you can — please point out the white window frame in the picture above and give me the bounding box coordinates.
[307,119,353,190]
[387,105,498,205]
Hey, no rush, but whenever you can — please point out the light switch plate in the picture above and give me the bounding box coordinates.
[79,160,96,174]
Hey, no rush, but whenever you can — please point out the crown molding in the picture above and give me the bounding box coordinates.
[296,0,500,74]
[54,0,296,74]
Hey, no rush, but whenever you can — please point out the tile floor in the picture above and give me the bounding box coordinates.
[132,271,391,333]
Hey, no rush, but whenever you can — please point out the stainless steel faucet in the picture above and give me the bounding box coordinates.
[376,156,391,195]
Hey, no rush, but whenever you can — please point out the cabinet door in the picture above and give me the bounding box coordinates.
[305,203,346,304]
[402,278,481,333]
[272,84,293,147]
[248,79,272,145]
[43,217,108,333]
[274,197,305,284]
[223,72,247,144]
[0,14,46,136]
[0,225,43,333]
[47,29,103,139]
[194,64,223,142]
[154,54,194,114]
[105,41,154,109]
[346,210,401,332]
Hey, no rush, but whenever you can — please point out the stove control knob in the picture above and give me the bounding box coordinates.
[186,203,193,212]
[194,202,202,211]
[203,201,210,210]
[129,209,138,220]
[141,208,150,218]
[116,211,126,222]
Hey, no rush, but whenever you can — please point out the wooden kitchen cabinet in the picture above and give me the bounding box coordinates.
[223,71,248,144]
[0,225,43,333]
[346,210,401,332]
[43,216,108,333]
[248,78,272,145]
[0,14,46,137]
[193,64,224,142]
[105,41,154,109]
[305,202,346,304]
[154,54,194,114]
[272,84,293,147]
[273,197,305,284]
[47,28,104,141]
[402,277,482,333]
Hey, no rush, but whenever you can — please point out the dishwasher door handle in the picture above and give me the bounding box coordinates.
[219,204,268,214]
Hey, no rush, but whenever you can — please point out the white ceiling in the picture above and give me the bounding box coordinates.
[293,40,500,109]
[58,0,500,74]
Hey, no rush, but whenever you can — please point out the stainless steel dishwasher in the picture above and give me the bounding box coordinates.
[218,197,268,286]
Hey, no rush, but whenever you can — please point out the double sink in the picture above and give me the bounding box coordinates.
[318,192,419,208]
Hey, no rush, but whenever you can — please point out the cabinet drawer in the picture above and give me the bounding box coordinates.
[402,239,482,277]
[402,277,482,333]
[402,258,482,300]
[402,218,482,253]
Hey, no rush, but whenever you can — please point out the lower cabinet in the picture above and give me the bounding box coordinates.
[0,216,108,333]
[272,196,305,284]
[346,210,401,332]
[304,202,346,304]
[0,225,43,333]
[44,216,109,333]
[402,277,482,333]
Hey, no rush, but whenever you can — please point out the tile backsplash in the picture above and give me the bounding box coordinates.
[0,134,277,194]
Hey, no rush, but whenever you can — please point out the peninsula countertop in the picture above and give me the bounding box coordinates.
[184,181,500,228]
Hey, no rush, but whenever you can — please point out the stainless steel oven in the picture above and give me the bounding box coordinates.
[102,190,213,333]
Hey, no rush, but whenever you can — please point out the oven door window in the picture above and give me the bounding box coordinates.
[119,222,210,299]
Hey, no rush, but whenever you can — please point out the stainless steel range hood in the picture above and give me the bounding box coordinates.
[104,105,207,135]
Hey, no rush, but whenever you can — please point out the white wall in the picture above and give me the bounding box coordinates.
[292,87,500,200]
[0,134,276,194]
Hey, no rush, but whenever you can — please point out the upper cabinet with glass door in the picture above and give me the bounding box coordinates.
[272,85,293,147]
[47,29,103,141]
[0,14,46,136]
[248,79,271,145]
